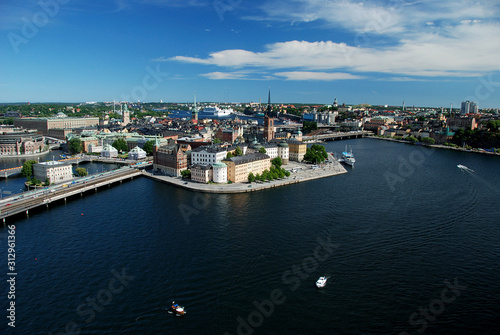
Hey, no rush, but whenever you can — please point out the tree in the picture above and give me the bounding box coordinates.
[271,157,282,168]
[259,147,267,154]
[212,138,221,144]
[302,121,318,134]
[68,138,83,154]
[248,172,255,183]
[143,140,154,156]
[235,146,243,156]
[21,160,37,178]
[303,144,327,164]
[421,137,435,145]
[75,167,88,177]
[181,170,191,179]
[226,152,234,159]
[112,138,128,152]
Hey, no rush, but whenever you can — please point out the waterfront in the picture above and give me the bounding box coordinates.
[1,138,499,334]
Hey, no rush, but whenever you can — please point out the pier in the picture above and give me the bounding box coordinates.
[0,167,142,222]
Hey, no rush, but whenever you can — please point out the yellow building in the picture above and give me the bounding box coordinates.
[287,139,307,162]
[223,153,271,183]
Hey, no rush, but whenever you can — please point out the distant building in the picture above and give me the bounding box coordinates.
[33,161,73,184]
[191,164,212,183]
[0,129,45,156]
[101,144,118,158]
[14,117,100,139]
[128,146,147,160]
[286,139,307,162]
[263,114,275,141]
[212,162,228,183]
[448,117,478,131]
[153,140,191,177]
[461,101,478,116]
[223,152,271,183]
[191,145,227,166]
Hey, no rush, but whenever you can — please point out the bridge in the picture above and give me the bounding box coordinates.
[0,155,152,178]
[0,167,143,223]
[302,130,372,143]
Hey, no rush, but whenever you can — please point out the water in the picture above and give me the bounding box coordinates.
[1,139,499,334]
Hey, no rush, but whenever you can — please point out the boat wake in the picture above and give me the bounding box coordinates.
[457,164,474,173]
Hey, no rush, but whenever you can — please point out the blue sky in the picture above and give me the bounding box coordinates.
[1,0,500,108]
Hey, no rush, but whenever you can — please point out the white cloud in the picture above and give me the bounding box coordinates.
[201,72,250,80]
[275,71,364,80]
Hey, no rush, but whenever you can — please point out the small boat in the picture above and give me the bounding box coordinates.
[171,301,186,316]
[457,164,474,173]
[316,276,328,288]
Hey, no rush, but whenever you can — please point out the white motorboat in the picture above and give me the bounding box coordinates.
[171,301,186,316]
[201,106,233,117]
[316,276,328,288]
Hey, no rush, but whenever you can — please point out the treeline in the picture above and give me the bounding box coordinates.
[452,127,500,149]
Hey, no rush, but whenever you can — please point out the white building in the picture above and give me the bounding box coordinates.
[88,143,102,153]
[191,145,227,166]
[33,161,73,184]
[128,146,146,160]
[101,144,118,158]
[212,162,228,183]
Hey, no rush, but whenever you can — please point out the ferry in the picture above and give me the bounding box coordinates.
[341,146,355,167]
[201,106,233,117]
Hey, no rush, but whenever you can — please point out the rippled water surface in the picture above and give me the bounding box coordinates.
[1,139,499,334]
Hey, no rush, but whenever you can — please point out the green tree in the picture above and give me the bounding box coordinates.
[226,152,234,159]
[212,138,221,144]
[259,147,267,154]
[304,144,327,164]
[181,170,191,179]
[21,160,37,178]
[406,136,418,143]
[302,121,318,134]
[235,146,243,156]
[68,138,83,154]
[142,140,154,156]
[75,167,88,177]
[248,172,255,183]
[112,138,128,152]
[271,157,282,168]
[421,137,435,145]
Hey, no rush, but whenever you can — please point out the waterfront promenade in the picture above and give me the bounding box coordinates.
[144,154,348,194]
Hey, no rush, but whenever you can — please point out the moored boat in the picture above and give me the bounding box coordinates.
[341,145,355,167]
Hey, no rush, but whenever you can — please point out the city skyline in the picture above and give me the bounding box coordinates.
[1,0,500,108]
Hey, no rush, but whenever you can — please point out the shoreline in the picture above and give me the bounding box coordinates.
[366,136,500,157]
[143,158,348,194]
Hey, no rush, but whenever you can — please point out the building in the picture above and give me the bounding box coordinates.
[0,129,45,156]
[128,146,147,160]
[153,140,191,177]
[263,114,275,141]
[212,162,228,183]
[223,152,271,183]
[448,117,478,131]
[461,101,478,116]
[33,161,73,184]
[277,140,289,164]
[191,145,227,166]
[191,164,212,183]
[14,116,100,139]
[101,144,118,158]
[287,139,307,162]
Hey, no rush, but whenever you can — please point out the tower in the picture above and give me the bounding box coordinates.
[264,87,275,142]
[333,98,338,108]
[192,91,199,121]
[122,103,130,125]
